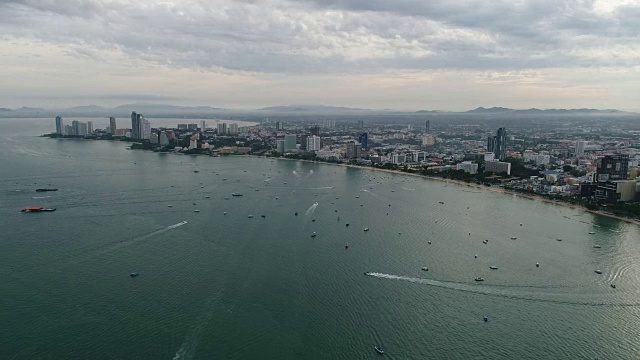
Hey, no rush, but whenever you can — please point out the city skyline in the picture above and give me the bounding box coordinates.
[2,1,640,111]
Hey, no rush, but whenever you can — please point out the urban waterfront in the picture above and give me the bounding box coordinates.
[3,118,640,359]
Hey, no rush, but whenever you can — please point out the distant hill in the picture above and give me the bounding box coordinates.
[0,108,13,113]
[65,105,106,113]
[464,107,629,115]
[259,105,370,113]
[414,110,444,114]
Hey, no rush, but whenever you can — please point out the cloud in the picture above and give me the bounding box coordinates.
[1,0,639,75]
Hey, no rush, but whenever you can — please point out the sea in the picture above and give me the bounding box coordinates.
[1,118,640,359]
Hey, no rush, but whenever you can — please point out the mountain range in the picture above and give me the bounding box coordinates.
[0,104,634,117]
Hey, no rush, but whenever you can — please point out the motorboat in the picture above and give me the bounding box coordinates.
[427,241,431,244]
[311,232,316,238]
[490,266,498,270]
[421,267,429,271]
[364,228,369,232]
[295,212,298,216]
[594,270,602,274]
[193,170,199,173]
[312,219,315,222]
[223,212,227,215]
[594,245,602,248]
[232,193,243,197]
[35,188,57,192]
[194,210,200,213]
[483,240,488,244]
[21,206,56,212]
[346,223,350,227]
[474,277,484,282]
[261,215,266,218]
[130,272,139,277]
[248,215,254,218]
[364,272,371,275]
[588,232,595,234]
[167,205,173,207]
[556,238,562,241]
[483,315,488,322]
[375,346,384,355]
[611,284,616,289]
[510,237,517,240]
[536,263,540,267]
[344,243,349,249]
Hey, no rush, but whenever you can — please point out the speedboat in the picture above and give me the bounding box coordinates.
[364,272,371,275]
[474,277,484,282]
[311,232,316,238]
[21,206,56,212]
[594,270,602,274]
[490,266,498,270]
[375,346,384,355]
[421,267,429,271]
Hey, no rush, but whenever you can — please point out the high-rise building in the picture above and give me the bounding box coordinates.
[55,116,63,135]
[200,120,206,131]
[359,132,368,149]
[485,160,511,175]
[71,120,81,136]
[575,141,586,157]
[276,121,284,131]
[109,117,116,134]
[457,161,478,174]
[131,112,141,139]
[229,123,239,135]
[187,123,198,131]
[310,125,320,137]
[299,135,309,151]
[217,123,227,135]
[422,135,435,146]
[159,131,169,146]
[357,120,364,130]
[487,128,507,160]
[346,141,361,159]
[87,121,93,134]
[64,125,72,136]
[596,154,629,182]
[425,120,431,134]
[284,134,297,151]
[142,119,151,140]
[276,139,285,153]
[150,133,159,144]
[307,135,321,151]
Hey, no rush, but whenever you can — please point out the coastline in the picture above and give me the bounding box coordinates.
[269,156,639,225]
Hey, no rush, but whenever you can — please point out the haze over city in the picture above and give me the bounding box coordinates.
[2,0,640,111]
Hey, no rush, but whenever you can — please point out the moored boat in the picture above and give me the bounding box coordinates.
[21,206,56,212]
[375,346,384,355]
[35,188,58,192]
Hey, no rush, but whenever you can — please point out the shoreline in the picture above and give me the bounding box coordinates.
[268,156,639,225]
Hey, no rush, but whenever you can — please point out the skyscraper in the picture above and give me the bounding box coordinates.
[357,120,364,130]
[229,123,238,135]
[310,125,320,137]
[131,112,142,139]
[87,121,93,134]
[346,141,356,158]
[425,120,431,134]
[359,132,368,149]
[299,134,309,150]
[487,128,507,161]
[217,123,227,135]
[284,134,297,151]
[109,117,116,134]
[142,119,151,140]
[200,120,206,130]
[575,141,586,157]
[596,154,629,182]
[276,121,283,131]
[307,135,321,151]
[55,116,63,135]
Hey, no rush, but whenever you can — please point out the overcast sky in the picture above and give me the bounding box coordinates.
[1,0,639,111]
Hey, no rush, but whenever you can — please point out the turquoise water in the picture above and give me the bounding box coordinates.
[2,118,640,359]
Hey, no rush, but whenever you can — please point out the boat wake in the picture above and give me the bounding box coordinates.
[292,170,300,177]
[31,196,52,199]
[364,272,640,307]
[306,202,319,216]
[361,189,379,197]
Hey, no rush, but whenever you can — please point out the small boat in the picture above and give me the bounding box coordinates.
[421,267,429,271]
[439,201,444,204]
[167,205,173,207]
[223,212,227,215]
[483,315,488,322]
[21,206,56,212]
[130,272,139,277]
[474,255,477,258]
[205,196,210,199]
[222,178,227,181]
[427,241,431,244]
[556,238,562,241]
[312,219,315,222]
[611,284,616,289]
[375,346,384,355]
[510,237,517,240]
[356,196,359,198]
[193,170,199,173]
[344,243,349,249]
[593,245,602,248]
[364,228,369,232]
[225,197,229,200]
[194,210,200,213]
[474,277,484,282]
[490,266,498,270]
[248,215,254,218]
[261,215,266,218]
[588,232,595,235]
[35,188,58,192]
[231,193,243,197]
[346,223,350,227]
[311,232,316,238]
[536,263,540,267]
[520,223,523,226]
[594,270,602,274]
[482,240,488,244]
[295,212,298,216]
[364,272,370,275]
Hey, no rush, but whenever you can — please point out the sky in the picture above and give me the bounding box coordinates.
[1,0,639,111]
